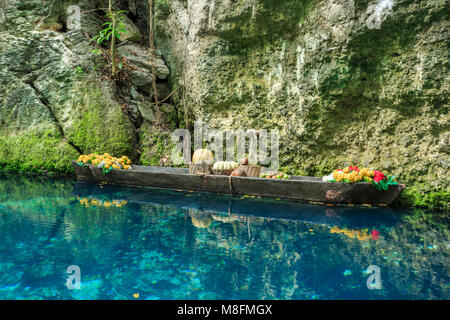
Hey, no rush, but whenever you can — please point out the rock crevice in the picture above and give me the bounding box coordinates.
[24,78,83,155]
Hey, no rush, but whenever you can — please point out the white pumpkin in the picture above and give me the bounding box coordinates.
[213,161,238,170]
[192,149,214,164]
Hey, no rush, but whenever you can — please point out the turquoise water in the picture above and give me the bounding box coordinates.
[0,174,448,300]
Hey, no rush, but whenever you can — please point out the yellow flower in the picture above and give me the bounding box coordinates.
[346,171,358,182]
[330,226,339,233]
[343,167,350,173]
[333,171,345,181]
[104,201,112,207]
[360,168,369,177]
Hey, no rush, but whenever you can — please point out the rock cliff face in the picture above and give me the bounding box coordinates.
[0,0,174,172]
[152,0,449,207]
[0,0,448,208]
[0,1,136,173]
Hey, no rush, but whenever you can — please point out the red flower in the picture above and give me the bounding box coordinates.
[349,166,360,172]
[371,229,380,240]
[373,170,386,182]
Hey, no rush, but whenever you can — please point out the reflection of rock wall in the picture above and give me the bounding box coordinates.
[152,0,449,207]
[189,209,213,228]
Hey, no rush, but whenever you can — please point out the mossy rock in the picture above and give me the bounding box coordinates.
[0,129,79,174]
[139,122,178,167]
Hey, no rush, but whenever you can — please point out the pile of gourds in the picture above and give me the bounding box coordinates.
[191,149,289,179]
[192,149,214,164]
[259,171,290,179]
[212,161,239,171]
[77,153,132,174]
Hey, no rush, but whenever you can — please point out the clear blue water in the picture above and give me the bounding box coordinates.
[0,174,448,300]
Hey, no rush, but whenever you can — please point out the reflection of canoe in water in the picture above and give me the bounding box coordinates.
[72,161,405,206]
[73,181,403,229]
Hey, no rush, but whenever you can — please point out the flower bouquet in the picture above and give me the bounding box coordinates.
[77,153,132,174]
[322,166,398,191]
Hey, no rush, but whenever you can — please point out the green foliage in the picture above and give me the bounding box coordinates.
[73,66,84,77]
[90,9,128,77]
[102,166,113,175]
[399,186,449,211]
[373,175,398,191]
[91,11,127,46]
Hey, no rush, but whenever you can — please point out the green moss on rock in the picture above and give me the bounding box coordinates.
[67,81,136,159]
[0,129,79,174]
[398,186,450,211]
[139,121,177,167]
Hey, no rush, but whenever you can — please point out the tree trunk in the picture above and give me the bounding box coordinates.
[149,0,160,117]
[109,0,117,78]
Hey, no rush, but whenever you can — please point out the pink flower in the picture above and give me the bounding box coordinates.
[371,229,380,240]
[373,171,386,183]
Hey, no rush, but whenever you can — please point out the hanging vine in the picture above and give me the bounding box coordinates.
[182,2,193,130]
[148,0,161,120]
[109,0,118,78]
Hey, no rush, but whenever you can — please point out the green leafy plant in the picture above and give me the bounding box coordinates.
[90,1,128,78]
[102,166,113,175]
[78,160,112,174]
[73,66,84,77]
[373,175,398,191]
[91,12,127,46]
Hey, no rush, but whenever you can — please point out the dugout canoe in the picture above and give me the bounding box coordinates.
[71,161,406,205]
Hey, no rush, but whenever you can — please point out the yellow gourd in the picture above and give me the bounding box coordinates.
[192,149,214,164]
[213,161,238,170]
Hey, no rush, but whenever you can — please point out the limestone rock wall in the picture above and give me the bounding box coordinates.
[0,0,173,173]
[0,0,448,207]
[152,0,449,206]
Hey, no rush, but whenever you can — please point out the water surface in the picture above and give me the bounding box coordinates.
[0,174,448,299]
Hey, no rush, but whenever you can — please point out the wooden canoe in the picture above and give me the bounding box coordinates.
[71,161,406,205]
